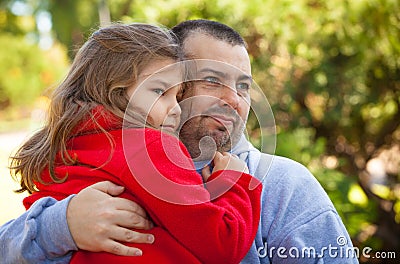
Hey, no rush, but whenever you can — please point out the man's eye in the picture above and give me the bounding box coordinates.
[153,88,165,95]
[236,82,250,91]
[204,76,220,84]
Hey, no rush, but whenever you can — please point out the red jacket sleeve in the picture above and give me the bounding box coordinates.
[120,129,262,263]
[26,128,262,264]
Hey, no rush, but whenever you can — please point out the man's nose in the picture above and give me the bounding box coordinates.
[220,85,239,109]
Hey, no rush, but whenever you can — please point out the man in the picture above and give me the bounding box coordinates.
[0,20,358,263]
[172,20,358,263]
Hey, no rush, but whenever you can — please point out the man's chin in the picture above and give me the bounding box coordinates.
[210,130,232,151]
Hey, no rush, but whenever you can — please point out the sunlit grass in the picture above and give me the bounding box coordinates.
[0,129,34,225]
[0,104,52,224]
[0,118,31,134]
[0,104,49,225]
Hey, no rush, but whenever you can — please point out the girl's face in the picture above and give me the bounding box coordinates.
[127,59,182,133]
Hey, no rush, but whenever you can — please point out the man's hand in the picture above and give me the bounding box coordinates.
[66,181,154,256]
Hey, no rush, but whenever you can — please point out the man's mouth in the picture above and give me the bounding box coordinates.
[209,115,235,131]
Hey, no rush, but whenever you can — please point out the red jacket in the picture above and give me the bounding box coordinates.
[24,107,262,264]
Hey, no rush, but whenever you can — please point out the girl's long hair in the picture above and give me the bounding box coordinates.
[10,23,182,193]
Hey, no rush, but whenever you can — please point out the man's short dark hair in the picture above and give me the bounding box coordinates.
[171,19,247,48]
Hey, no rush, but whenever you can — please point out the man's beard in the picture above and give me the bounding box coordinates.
[178,109,245,161]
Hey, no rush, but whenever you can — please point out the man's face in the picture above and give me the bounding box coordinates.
[178,33,252,160]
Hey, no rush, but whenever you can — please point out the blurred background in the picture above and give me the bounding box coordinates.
[0,0,399,262]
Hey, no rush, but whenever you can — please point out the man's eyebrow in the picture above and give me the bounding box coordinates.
[238,74,253,83]
[198,68,228,79]
[198,68,252,82]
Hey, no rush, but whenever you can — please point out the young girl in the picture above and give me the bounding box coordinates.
[10,23,261,264]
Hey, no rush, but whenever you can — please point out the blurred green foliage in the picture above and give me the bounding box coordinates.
[1,0,399,261]
[0,1,68,111]
[0,33,67,108]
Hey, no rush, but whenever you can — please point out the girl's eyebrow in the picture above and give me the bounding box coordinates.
[140,72,164,78]
[140,71,181,88]
[145,79,170,87]
[143,78,180,90]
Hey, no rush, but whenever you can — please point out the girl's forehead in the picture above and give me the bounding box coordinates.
[140,59,181,77]
[139,59,184,86]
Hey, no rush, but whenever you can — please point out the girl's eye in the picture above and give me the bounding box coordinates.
[153,88,165,95]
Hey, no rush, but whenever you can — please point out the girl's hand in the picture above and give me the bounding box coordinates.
[201,152,249,181]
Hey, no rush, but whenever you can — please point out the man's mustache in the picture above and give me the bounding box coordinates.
[178,106,244,130]
[202,107,242,123]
